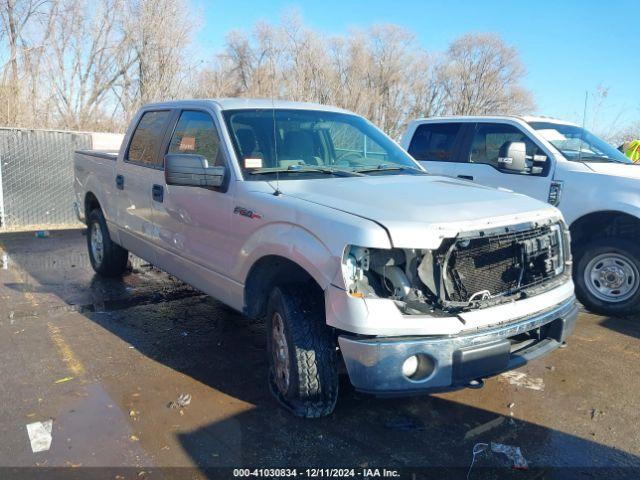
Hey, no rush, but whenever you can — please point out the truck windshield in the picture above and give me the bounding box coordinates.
[529,121,634,164]
[222,109,424,180]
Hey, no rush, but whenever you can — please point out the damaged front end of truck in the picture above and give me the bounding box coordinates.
[342,218,572,316]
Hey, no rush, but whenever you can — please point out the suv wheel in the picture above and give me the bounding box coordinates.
[574,237,640,316]
[87,208,129,277]
[266,285,338,418]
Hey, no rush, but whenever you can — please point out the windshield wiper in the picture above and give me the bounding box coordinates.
[249,165,364,177]
[353,164,427,174]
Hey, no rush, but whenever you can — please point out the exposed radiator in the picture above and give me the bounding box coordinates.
[445,224,564,303]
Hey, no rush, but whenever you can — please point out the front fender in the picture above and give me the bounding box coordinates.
[234,221,337,290]
[568,202,640,231]
[558,168,640,225]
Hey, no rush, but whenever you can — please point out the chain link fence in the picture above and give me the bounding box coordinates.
[0,128,122,231]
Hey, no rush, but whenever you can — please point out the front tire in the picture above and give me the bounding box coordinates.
[574,237,640,316]
[86,208,129,277]
[266,285,338,418]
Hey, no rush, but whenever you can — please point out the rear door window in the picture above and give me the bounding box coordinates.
[126,110,171,167]
[168,110,224,166]
[407,123,462,162]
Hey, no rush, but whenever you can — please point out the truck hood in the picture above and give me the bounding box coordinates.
[277,175,560,248]
[583,161,640,180]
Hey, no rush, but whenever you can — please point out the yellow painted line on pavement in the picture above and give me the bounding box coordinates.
[0,237,86,377]
[23,290,37,304]
[47,322,86,376]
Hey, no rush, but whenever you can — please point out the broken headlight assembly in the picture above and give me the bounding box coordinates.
[342,245,440,314]
[341,222,569,315]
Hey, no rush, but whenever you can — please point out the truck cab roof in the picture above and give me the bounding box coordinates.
[409,115,578,127]
[139,98,353,114]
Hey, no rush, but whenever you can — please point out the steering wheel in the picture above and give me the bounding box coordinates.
[335,151,364,165]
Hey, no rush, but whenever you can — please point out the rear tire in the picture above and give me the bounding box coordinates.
[574,237,640,316]
[266,285,338,418]
[86,208,129,277]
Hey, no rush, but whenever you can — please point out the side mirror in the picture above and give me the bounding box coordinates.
[497,141,527,173]
[165,154,225,188]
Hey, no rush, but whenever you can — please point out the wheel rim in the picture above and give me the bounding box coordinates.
[271,312,290,394]
[584,252,639,303]
[90,222,104,266]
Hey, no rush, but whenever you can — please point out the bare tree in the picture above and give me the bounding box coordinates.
[364,25,423,136]
[605,122,640,147]
[279,12,333,103]
[192,55,238,98]
[195,16,443,138]
[0,0,32,113]
[326,26,447,137]
[406,53,447,120]
[0,5,544,136]
[0,0,57,126]
[123,0,198,110]
[440,33,534,115]
[45,0,135,130]
[196,17,539,138]
[328,34,368,114]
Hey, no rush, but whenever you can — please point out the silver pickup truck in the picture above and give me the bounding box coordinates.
[74,99,577,417]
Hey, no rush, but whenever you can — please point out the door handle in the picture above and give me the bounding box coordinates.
[116,174,124,190]
[457,175,474,181]
[152,184,164,203]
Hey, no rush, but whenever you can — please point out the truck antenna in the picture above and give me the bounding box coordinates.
[270,44,281,196]
[579,90,588,163]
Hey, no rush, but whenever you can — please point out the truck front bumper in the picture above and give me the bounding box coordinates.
[338,297,578,395]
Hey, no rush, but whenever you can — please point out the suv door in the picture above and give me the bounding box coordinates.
[151,109,235,305]
[406,122,465,178]
[116,109,172,263]
[455,122,553,201]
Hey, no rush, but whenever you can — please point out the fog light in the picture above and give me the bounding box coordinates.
[402,353,435,381]
[402,355,419,378]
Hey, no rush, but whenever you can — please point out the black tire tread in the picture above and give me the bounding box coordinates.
[267,285,338,418]
[87,208,129,277]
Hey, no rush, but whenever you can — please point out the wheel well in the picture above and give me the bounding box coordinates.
[570,211,640,251]
[84,192,101,216]
[244,255,324,319]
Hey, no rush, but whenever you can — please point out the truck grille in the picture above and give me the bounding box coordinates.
[445,224,564,303]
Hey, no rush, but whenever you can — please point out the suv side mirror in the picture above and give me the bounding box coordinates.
[165,154,225,188]
[497,141,527,173]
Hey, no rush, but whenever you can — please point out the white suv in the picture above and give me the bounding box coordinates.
[402,116,640,316]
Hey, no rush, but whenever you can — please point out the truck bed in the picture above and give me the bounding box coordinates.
[75,149,119,161]
[73,149,120,226]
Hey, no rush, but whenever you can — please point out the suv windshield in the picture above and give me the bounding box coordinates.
[529,121,633,164]
[222,109,424,180]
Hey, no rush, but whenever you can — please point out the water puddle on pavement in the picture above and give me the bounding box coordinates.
[60,288,206,314]
[4,290,207,327]
[34,382,152,467]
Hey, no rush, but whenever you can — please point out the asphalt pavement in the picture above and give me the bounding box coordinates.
[0,229,638,479]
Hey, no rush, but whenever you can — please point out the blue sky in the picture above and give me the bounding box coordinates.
[194,0,640,131]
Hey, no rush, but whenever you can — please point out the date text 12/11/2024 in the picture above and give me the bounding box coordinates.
[232,468,400,478]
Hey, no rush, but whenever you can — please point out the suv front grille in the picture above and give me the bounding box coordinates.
[445,224,564,303]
